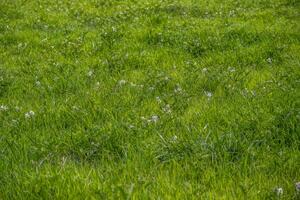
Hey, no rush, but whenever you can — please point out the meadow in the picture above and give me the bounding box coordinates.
[0,0,300,199]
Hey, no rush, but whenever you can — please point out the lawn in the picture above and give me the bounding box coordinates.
[0,0,299,199]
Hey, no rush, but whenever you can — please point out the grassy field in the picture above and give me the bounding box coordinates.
[0,0,300,199]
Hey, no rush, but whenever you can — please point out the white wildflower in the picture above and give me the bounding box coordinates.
[162,104,172,114]
[202,68,208,73]
[267,58,272,63]
[228,67,236,73]
[274,187,283,196]
[36,81,41,86]
[118,80,126,85]
[151,115,159,123]
[156,96,162,103]
[205,91,213,98]
[174,85,182,93]
[87,70,93,77]
[172,135,178,142]
[0,105,8,111]
[148,86,155,91]
[25,110,35,118]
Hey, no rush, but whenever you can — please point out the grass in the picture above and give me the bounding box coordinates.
[0,0,299,199]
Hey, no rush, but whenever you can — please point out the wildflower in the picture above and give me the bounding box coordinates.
[202,68,208,73]
[0,105,8,111]
[36,81,41,86]
[156,96,162,103]
[118,80,126,85]
[148,86,155,91]
[151,115,159,123]
[87,70,93,77]
[174,85,182,93]
[274,187,283,196]
[162,104,172,114]
[228,67,236,73]
[267,58,272,63]
[296,182,300,192]
[171,135,178,142]
[205,91,213,98]
[25,110,35,118]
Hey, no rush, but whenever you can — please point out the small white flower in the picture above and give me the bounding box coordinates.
[87,70,93,77]
[156,96,162,103]
[174,85,182,93]
[25,110,35,118]
[202,68,208,73]
[36,81,41,86]
[162,104,172,114]
[267,58,272,63]
[164,76,170,81]
[296,182,300,192]
[0,105,8,111]
[228,67,236,73]
[274,187,283,196]
[148,86,155,91]
[205,91,213,98]
[172,135,178,141]
[151,115,159,123]
[118,80,126,85]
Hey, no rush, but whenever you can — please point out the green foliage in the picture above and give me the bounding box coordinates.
[0,0,299,199]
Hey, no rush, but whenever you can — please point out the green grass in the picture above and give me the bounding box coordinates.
[0,0,300,199]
